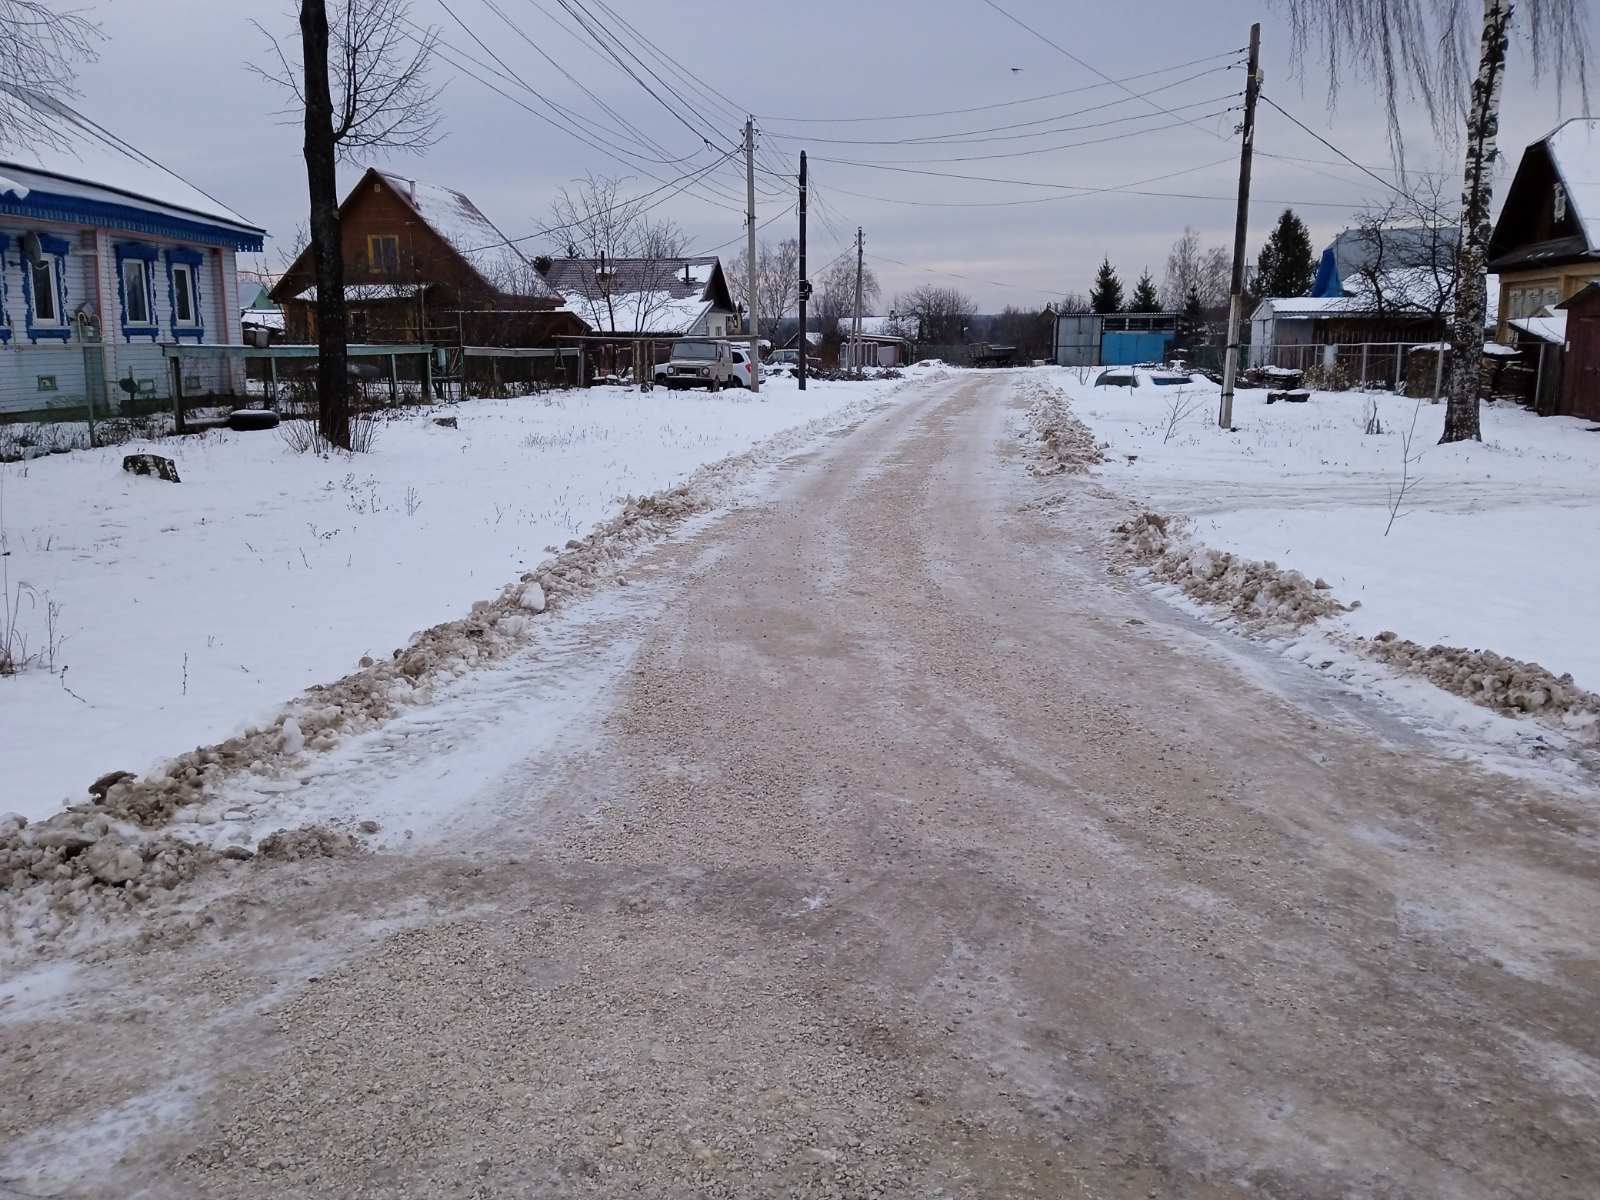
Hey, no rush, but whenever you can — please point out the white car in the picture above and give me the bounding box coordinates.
[655,340,759,390]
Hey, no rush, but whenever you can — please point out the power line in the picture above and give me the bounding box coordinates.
[755,46,1244,124]
[977,0,1235,141]
[812,111,1238,174]
[463,150,742,254]
[760,68,1239,147]
[809,102,1241,164]
[1258,93,1452,217]
[814,157,1237,208]
[867,251,1059,297]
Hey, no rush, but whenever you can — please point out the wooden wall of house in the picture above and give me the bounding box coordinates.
[0,218,239,420]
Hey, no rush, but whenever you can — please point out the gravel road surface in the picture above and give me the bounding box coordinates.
[4,372,1598,1199]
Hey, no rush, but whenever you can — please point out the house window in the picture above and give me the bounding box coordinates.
[124,258,151,325]
[22,232,71,341]
[368,235,399,274]
[30,258,59,324]
[1554,183,1568,223]
[171,263,196,324]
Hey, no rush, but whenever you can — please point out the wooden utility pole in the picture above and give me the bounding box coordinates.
[745,117,761,393]
[1218,21,1261,431]
[798,149,808,392]
[852,226,864,372]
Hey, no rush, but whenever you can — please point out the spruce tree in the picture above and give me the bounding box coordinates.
[1255,209,1316,299]
[1176,288,1205,348]
[1128,269,1161,313]
[1089,257,1124,314]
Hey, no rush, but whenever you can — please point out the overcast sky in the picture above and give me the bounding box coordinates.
[73,0,1593,310]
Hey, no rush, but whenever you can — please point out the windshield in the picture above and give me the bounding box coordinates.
[673,341,718,360]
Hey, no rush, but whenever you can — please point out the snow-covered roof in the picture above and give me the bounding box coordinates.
[377,172,560,301]
[855,315,914,339]
[0,84,261,243]
[561,291,713,335]
[241,307,285,331]
[1546,118,1600,252]
[294,283,426,303]
[1509,312,1568,344]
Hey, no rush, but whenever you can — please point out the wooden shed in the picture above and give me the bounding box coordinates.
[1557,283,1600,421]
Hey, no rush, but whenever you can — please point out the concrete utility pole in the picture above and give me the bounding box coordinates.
[745,117,761,393]
[1218,21,1261,430]
[798,149,808,392]
[852,226,864,372]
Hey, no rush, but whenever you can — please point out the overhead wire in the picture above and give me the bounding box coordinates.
[977,0,1236,142]
[461,150,743,254]
[755,46,1246,125]
[760,67,1240,147]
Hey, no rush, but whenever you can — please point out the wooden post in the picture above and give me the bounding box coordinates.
[1360,343,1370,389]
[171,357,187,434]
[388,354,399,405]
[268,354,279,410]
[1433,345,1446,401]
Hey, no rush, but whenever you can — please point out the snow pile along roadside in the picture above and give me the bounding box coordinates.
[1114,511,1347,630]
[1020,380,1105,475]
[1359,632,1600,731]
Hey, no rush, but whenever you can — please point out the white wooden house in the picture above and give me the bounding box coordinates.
[0,86,264,421]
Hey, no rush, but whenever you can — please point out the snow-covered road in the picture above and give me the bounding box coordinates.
[3,371,1597,1198]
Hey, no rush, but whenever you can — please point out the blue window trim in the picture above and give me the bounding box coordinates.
[165,246,205,342]
[114,241,161,342]
[19,233,71,343]
[0,188,263,253]
[0,233,10,344]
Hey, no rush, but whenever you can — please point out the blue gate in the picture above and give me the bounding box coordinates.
[1100,330,1174,365]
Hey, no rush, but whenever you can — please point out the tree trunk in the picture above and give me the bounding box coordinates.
[1441,0,1511,444]
[300,0,350,450]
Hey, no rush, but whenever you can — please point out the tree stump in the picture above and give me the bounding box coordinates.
[122,453,180,482]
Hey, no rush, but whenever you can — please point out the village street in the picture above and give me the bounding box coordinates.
[4,371,1597,1198]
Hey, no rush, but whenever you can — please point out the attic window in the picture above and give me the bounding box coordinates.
[1554,183,1568,223]
[368,235,399,274]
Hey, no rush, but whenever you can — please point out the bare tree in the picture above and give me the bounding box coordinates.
[1162,227,1231,311]
[895,286,977,344]
[255,0,442,449]
[815,258,880,342]
[1344,174,1460,326]
[730,239,800,341]
[0,3,101,152]
[1056,291,1093,315]
[1273,0,1593,443]
[546,173,690,335]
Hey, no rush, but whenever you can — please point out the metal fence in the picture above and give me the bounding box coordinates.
[1246,341,1442,392]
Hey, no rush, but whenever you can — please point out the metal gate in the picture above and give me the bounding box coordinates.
[1101,330,1173,366]
[1053,314,1101,366]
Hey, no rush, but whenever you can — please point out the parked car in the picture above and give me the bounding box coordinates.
[657,340,736,390]
[655,340,760,389]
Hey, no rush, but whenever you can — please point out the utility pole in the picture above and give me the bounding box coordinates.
[1218,21,1261,431]
[852,226,864,373]
[798,149,808,392]
[745,117,761,393]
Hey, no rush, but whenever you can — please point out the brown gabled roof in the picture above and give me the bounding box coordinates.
[270,168,560,304]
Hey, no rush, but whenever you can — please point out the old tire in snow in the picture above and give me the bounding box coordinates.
[228,409,281,432]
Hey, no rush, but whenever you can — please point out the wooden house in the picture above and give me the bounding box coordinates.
[0,85,264,421]
[1487,118,1600,342]
[270,169,582,349]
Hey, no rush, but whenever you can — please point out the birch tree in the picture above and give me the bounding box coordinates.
[0,3,101,153]
[1274,0,1592,442]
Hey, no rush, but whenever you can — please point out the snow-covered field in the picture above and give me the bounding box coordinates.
[1,375,909,817]
[1057,367,1600,691]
